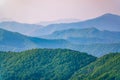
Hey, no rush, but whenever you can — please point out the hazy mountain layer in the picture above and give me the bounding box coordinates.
[41,28,120,44]
[0,28,120,57]
[0,14,120,37]
[0,21,42,36]
[0,28,70,52]
[31,13,120,36]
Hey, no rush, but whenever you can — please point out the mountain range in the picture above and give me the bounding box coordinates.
[0,13,120,57]
[0,28,120,57]
[31,13,120,37]
[0,21,42,36]
[0,13,120,79]
[0,13,119,37]
[0,28,70,52]
[41,28,120,44]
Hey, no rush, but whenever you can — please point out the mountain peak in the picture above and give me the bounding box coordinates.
[101,13,120,17]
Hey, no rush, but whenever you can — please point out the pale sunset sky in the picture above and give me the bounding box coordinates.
[0,0,120,23]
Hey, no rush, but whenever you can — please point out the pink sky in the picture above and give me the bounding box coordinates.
[0,0,120,23]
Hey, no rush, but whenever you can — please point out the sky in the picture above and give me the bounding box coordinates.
[0,0,120,23]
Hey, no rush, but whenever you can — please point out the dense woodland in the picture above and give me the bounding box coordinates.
[70,53,120,80]
[0,49,96,80]
[0,49,120,80]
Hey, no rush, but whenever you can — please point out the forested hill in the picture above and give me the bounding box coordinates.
[0,49,96,80]
[70,53,120,80]
[0,49,120,80]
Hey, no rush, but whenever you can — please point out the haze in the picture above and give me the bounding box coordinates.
[0,0,120,23]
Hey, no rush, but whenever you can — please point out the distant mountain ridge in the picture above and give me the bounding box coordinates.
[0,28,70,51]
[31,13,120,36]
[0,28,120,57]
[0,21,42,36]
[0,13,119,37]
[41,28,120,44]
[0,13,120,57]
